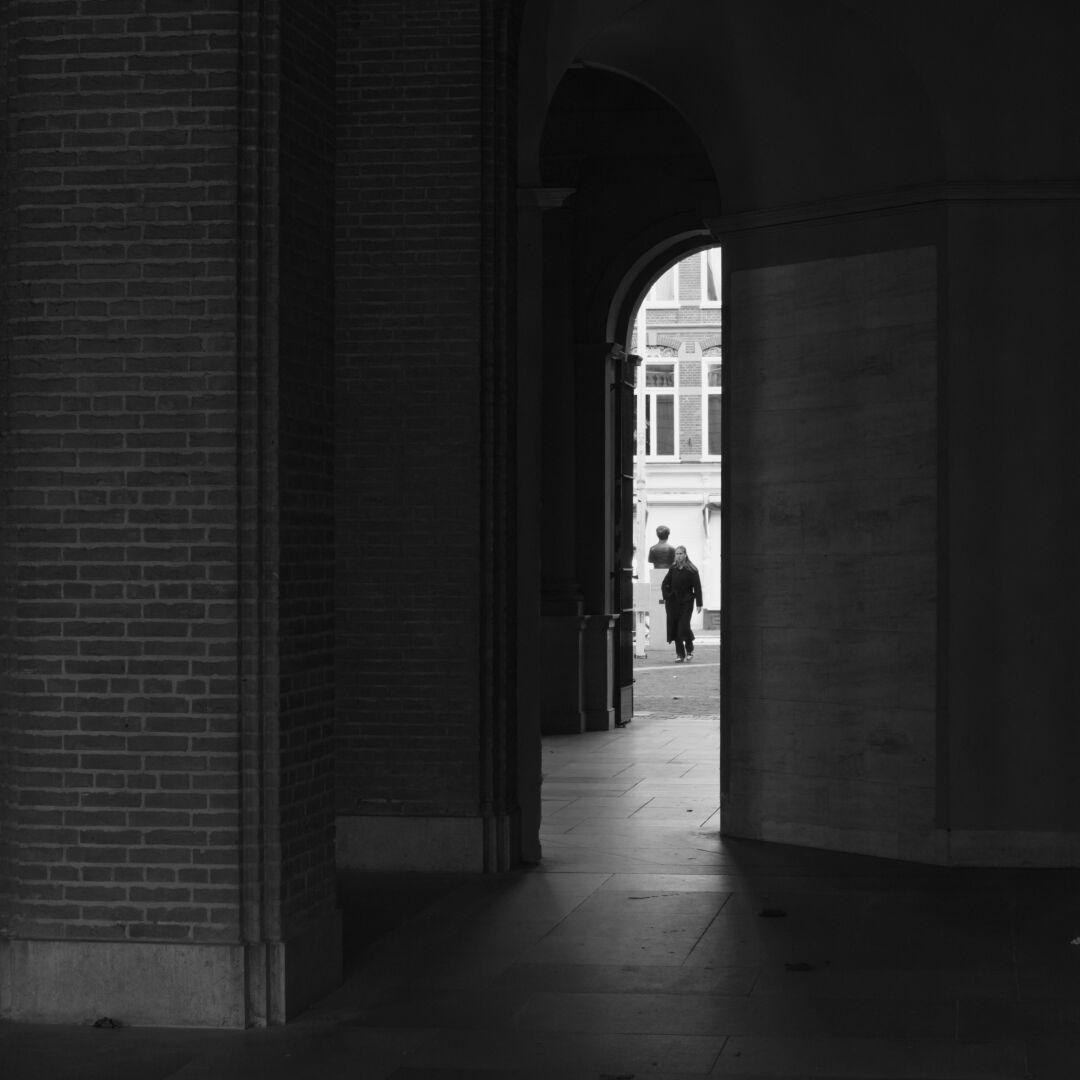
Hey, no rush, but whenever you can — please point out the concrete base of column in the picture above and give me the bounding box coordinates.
[0,909,342,1027]
[721,801,1080,868]
[335,814,486,872]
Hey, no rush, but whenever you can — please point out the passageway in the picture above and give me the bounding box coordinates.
[5,638,1078,1076]
[6,729,1079,1077]
[540,639,722,871]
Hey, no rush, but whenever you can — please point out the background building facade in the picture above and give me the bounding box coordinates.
[632,248,723,637]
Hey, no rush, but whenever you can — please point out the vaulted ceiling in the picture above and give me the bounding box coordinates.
[520,1,1079,211]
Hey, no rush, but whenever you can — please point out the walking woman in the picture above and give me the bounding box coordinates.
[660,545,703,662]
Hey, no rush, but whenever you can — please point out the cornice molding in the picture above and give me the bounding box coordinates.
[707,181,1080,237]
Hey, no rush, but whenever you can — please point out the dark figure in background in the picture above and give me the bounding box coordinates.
[647,525,675,569]
[661,545,703,662]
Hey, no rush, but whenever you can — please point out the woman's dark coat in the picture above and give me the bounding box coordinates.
[660,565,703,644]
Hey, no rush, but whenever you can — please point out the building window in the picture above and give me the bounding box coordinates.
[700,248,721,307]
[704,360,722,458]
[644,264,679,307]
[643,361,677,458]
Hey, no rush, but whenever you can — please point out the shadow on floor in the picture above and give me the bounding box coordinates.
[2,702,1079,1079]
[338,871,472,972]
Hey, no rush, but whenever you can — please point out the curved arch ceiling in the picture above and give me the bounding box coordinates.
[521,0,944,211]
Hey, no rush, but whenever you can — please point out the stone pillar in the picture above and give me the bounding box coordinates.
[574,342,620,731]
[515,185,574,846]
[941,193,1080,864]
[584,614,618,731]
[536,191,588,735]
[723,240,938,863]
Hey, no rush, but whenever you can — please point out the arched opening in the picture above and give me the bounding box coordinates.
[628,245,724,655]
[517,13,946,867]
[536,241,727,867]
[518,63,724,861]
[515,0,1073,874]
[528,63,720,731]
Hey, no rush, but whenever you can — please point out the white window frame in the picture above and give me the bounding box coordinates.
[701,357,722,461]
[699,248,722,307]
[644,263,680,308]
[641,357,679,460]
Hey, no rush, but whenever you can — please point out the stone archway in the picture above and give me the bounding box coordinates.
[515,2,949,866]
[513,59,723,865]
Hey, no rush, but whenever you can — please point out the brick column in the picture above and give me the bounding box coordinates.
[530,189,587,736]
[0,0,339,1027]
[334,0,523,871]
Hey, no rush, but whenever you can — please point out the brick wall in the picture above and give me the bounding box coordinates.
[277,0,337,931]
[680,357,702,457]
[1,1,244,945]
[335,2,485,818]
[0,0,17,940]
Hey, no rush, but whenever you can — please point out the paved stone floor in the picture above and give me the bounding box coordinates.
[3,642,1079,1077]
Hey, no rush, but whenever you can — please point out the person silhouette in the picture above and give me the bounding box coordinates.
[660,545,703,662]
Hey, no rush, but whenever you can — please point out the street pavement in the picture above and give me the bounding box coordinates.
[631,637,720,719]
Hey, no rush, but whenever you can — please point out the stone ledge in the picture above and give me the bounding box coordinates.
[720,816,1079,869]
[0,938,246,1028]
[0,908,342,1027]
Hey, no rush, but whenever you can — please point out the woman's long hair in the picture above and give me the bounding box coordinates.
[673,547,699,574]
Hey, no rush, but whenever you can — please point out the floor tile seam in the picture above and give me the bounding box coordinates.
[527,869,618,946]
[554,823,724,846]
[543,789,659,801]
[551,749,709,757]
[614,763,701,781]
[707,1033,730,1075]
[567,755,718,764]
[681,885,736,967]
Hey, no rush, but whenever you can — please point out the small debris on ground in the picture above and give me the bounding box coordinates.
[92,1017,121,1028]
[784,962,815,972]
[759,907,788,918]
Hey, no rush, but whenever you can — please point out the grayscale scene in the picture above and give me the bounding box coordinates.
[1,3,1078,1079]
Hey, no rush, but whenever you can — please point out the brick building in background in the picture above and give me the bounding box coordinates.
[2,0,1078,1030]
